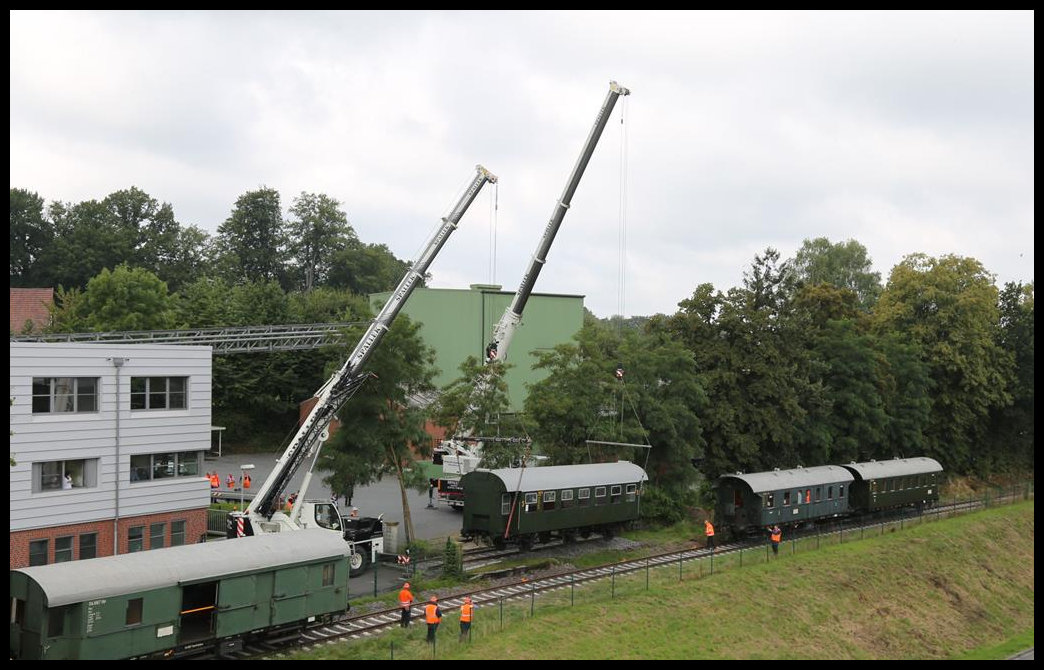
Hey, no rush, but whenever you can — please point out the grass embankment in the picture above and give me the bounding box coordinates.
[294,501,1034,660]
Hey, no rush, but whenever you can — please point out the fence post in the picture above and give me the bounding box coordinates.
[646,557,650,590]
[611,562,616,599]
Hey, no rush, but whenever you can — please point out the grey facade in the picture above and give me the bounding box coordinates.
[9,343,213,566]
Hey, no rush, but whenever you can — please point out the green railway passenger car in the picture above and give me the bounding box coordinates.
[461,461,647,549]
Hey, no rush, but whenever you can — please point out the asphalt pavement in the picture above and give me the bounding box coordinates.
[204,451,464,547]
[205,451,465,598]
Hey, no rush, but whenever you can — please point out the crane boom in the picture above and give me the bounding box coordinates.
[486,80,629,363]
[247,165,497,520]
[436,82,630,506]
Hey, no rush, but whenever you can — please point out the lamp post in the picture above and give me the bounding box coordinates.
[240,464,255,512]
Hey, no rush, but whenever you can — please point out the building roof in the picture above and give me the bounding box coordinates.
[9,288,53,334]
[840,457,944,481]
[467,461,648,491]
[719,465,854,493]
[13,529,349,607]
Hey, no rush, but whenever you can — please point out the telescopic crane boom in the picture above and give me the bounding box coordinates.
[235,165,497,540]
[436,82,630,505]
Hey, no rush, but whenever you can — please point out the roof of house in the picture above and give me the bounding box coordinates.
[9,288,54,334]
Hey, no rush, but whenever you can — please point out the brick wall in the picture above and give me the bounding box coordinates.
[9,508,208,569]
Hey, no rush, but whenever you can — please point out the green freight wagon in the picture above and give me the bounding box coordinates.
[11,529,350,660]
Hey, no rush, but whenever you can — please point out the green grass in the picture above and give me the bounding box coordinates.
[280,501,1034,660]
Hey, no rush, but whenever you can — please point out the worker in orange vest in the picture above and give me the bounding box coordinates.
[459,596,474,642]
[705,518,716,550]
[243,474,251,489]
[226,473,235,489]
[424,595,441,644]
[398,582,414,628]
[209,472,220,489]
[769,524,782,556]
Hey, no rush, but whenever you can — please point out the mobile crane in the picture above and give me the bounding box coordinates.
[433,81,631,508]
[228,165,497,575]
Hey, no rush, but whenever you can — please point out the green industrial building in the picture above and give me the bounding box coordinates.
[369,284,584,412]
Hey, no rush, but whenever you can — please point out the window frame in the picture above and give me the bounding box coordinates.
[31,376,99,414]
[130,376,188,411]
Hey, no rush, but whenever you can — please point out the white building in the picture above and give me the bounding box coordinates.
[9,343,213,568]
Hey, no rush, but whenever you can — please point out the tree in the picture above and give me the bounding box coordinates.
[10,188,52,286]
[791,237,883,310]
[324,314,439,546]
[984,281,1034,471]
[215,187,288,286]
[286,192,356,292]
[327,242,412,295]
[49,264,177,332]
[429,356,521,468]
[871,254,1013,473]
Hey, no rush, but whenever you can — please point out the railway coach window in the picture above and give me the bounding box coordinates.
[126,598,143,626]
[578,488,591,507]
[594,486,607,505]
[501,493,513,515]
[524,492,538,512]
[543,490,556,510]
[783,491,791,506]
[828,486,834,500]
[610,485,622,503]
[764,493,775,509]
[626,483,637,502]
[48,606,69,637]
[561,489,575,508]
[815,487,822,502]
[839,485,845,498]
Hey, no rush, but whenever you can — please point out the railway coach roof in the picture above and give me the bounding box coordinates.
[12,529,349,607]
[474,461,647,491]
[842,457,943,480]
[720,465,853,493]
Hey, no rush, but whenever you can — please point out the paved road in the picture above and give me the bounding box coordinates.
[204,451,464,547]
[205,452,465,598]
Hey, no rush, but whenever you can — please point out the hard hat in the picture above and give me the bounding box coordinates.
[403,582,410,588]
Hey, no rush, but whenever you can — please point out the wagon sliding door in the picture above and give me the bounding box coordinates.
[179,581,218,643]
[216,574,271,637]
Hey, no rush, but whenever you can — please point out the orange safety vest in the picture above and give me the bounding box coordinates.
[243,475,251,489]
[705,521,715,537]
[226,475,234,489]
[771,529,781,543]
[460,602,473,623]
[425,603,441,624]
[399,589,413,608]
[210,474,219,488]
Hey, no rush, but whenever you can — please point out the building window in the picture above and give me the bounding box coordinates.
[130,451,201,483]
[150,523,166,550]
[32,377,98,413]
[32,459,98,493]
[128,526,144,553]
[55,536,74,563]
[126,598,143,626]
[79,532,97,560]
[29,539,48,566]
[131,376,187,410]
[171,520,186,547]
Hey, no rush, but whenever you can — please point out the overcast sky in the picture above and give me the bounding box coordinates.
[10,10,1034,318]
